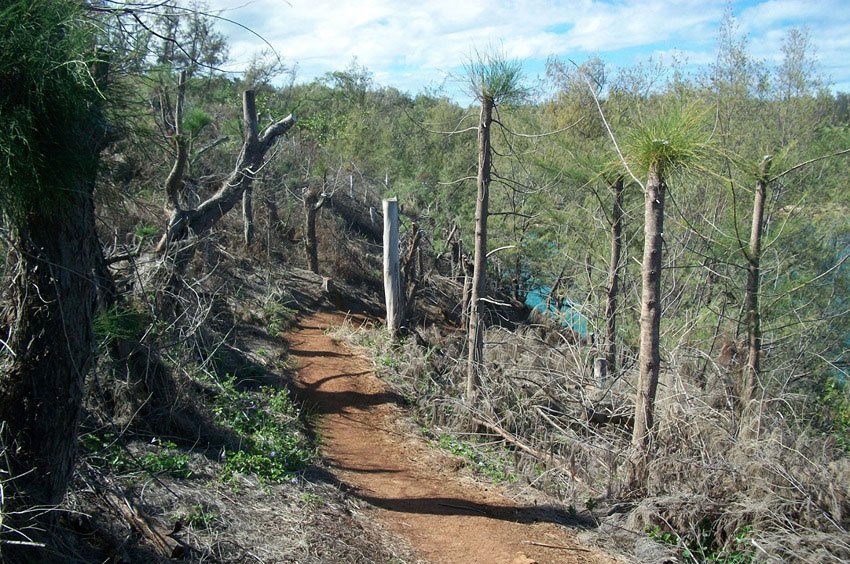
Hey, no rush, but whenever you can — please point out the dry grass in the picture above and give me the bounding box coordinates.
[337,306,850,562]
[66,461,419,563]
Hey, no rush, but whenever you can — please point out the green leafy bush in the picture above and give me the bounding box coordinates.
[81,434,192,478]
[820,377,850,451]
[264,293,298,335]
[93,303,151,344]
[647,523,755,563]
[213,377,312,483]
[437,433,517,484]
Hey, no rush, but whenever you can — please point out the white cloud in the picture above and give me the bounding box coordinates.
[207,0,850,96]
[738,0,837,31]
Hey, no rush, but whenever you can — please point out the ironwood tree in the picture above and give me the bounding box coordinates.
[0,0,107,552]
[463,51,525,404]
[605,175,625,374]
[625,107,705,492]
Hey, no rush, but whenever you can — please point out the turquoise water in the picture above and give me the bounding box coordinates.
[525,285,588,337]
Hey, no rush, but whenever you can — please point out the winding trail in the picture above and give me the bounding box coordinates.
[287,311,616,564]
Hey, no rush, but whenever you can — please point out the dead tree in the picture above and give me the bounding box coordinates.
[156,89,295,254]
[243,185,255,246]
[467,93,494,404]
[402,222,423,308]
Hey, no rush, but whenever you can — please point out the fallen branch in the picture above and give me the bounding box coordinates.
[473,417,584,484]
[523,540,591,552]
[101,490,186,559]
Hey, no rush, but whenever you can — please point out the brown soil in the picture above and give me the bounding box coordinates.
[287,311,618,564]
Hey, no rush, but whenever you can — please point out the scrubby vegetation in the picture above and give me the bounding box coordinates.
[1,1,848,562]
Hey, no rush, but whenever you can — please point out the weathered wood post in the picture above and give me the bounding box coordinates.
[383,198,401,340]
[594,358,608,385]
[304,187,320,274]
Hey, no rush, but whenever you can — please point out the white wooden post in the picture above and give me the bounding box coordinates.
[383,198,401,340]
[594,358,608,384]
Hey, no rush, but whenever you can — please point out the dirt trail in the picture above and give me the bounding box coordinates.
[287,311,616,564]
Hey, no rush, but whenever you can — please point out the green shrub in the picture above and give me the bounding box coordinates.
[81,434,191,478]
[139,441,192,479]
[437,433,517,484]
[93,302,151,344]
[213,377,312,483]
[264,293,298,335]
[647,523,755,563]
[821,377,850,451]
[181,504,219,530]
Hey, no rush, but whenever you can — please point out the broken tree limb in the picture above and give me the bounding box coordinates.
[101,490,186,558]
[473,417,584,485]
[163,70,187,215]
[156,90,295,252]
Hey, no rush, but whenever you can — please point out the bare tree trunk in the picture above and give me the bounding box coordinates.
[383,198,402,340]
[461,258,472,330]
[0,46,108,554]
[163,71,188,216]
[0,125,104,558]
[304,188,320,274]
[466,96,494,404]
[606,176,625,373]
[265,193,280,232]
[402,222,422,309]
[740,156,772,438]
[628,164,666,493]
[446,223,460,278]
[1,192,99,510]
[547,264,567,313]
[243,186,254,246]
[513,245,523,301]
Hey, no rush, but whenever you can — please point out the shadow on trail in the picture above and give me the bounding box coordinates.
[358,494,595,528]
[305,465,594,529]
[328,463,405,474]
[301,389,407,415]
[291,369,407,417]
[288,313,599,546]
[289,349,351,359]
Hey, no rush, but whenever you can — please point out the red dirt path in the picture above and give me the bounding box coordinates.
[287,311,617,564]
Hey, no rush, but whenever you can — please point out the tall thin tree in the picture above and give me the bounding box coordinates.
[739,155,772,437]
[605,175,625,373]
[463,51,525,404]
[625,108,704,492]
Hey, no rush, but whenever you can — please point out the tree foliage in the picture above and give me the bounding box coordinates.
[0,0,103,221]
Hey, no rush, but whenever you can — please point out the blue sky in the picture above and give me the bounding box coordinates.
[208,0,850,103]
